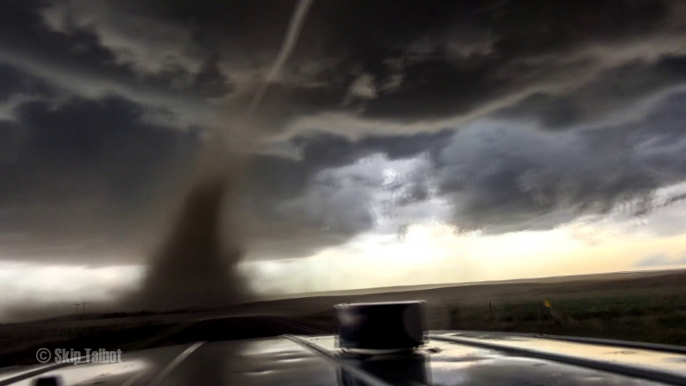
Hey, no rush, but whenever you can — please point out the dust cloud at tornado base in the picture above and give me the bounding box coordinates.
[127,138,252,310]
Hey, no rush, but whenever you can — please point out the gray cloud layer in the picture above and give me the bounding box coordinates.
[2,0,686,265]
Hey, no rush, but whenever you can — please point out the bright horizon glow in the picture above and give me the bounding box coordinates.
[2,180,686,321]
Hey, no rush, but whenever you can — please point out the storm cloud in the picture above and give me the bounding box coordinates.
[0,95,202,264]
[2,0,686,271]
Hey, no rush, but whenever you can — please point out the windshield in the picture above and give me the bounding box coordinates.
[1,0,686,383]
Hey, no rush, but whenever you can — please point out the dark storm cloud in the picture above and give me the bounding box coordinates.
[0,64,25,102]
[495,55,686,129]
[254,87,686,240]
[0,95,202,263]
[437,129,656,233]
[0,0,235,133]
[256,0,682,126]
[0,64,39,102]
[240,130,451,259]
[435,89,686,234]
[292,129,453,170]
[0,120,28,164]
[245,129,449,210]
[0,0,149,93]
[193,54,235,99]
[11,0,681,130]
[0,63,54,106]
[0,86,451,263]
[1,0,686,268]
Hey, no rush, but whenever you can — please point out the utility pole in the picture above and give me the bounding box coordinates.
[81,301,88,314]
[73,303,80,314]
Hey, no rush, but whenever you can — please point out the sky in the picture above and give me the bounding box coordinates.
[1,0,686,319]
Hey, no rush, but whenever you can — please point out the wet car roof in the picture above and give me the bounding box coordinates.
[3,331,686,385]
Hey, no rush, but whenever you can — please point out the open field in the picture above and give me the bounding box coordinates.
[249,268,686,345]
[2,269,686,367]
[441,269,686,345]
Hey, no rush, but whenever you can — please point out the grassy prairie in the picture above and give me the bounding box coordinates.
[440,293,686,344]
[290,269,686,345]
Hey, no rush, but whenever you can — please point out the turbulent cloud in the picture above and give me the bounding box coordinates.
[4,0,682,132]
[495,55,686,129]
[2,0,686,272]
[0,64,47,103]
[0,95,202,263]
[436,89,686,233]
[257,0,686,128]
[239,132,449,260]
[40,0,206,78]
[438,124,651,233]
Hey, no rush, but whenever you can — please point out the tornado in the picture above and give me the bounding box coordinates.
[134,142,250,310]
[126,0,313,311]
